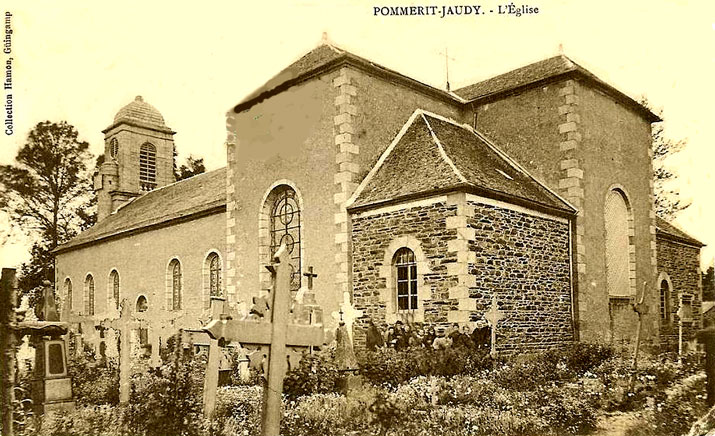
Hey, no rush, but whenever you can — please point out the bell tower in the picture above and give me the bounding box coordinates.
[95,96,176,221]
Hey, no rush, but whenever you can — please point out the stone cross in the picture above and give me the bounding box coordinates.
[100,299,140,403]
[202,243,323,436]
[134,298,185,368]
[677,295,692,364]
[303,266,318,290]
[483,295,504,358]
[331,291,363,344]
[629,282,648,391]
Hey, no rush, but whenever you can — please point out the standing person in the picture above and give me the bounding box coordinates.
[366,319,385,351]
[470,320,490,351]
[385,325,397,349]
[432,327,452,350]
[394,320,409,350]
[423,325,436,348]
[696,318,715,406]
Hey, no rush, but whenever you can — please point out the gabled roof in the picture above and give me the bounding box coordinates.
[655,216,705,247]
[348,110,575,216]
[454,55,660,123]
[232,43,465,113]
[55,168,227,254]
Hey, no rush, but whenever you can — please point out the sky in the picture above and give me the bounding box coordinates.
[0,0,713,270]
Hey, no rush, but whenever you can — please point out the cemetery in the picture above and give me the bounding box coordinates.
[1,248,711,436]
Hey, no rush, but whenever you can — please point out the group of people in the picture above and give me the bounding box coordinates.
[364,319,492,352]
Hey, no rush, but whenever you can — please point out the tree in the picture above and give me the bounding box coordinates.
[175,155,206,181]
[704,265,715,302]
[0,121,94,290]
[640,97,691,220]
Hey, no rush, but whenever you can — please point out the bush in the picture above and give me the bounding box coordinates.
[283,348,341,399]
[35,405,131,436]
[67,348,119,406]
[124,355,207,436]
[358,346,492,387]
[625,372,708,436]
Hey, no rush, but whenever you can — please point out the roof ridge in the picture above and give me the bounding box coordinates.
[346,109,424,208]
[420,110,576,213]
[420,113,469,184]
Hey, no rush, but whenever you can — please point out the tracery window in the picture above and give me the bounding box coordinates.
[208,252,222,297]
[108,270,120,310]
[84,274,95,316]
[169,259,182,310]
[139,143,157,191]
[394,248,418,311]
[269,186,301,291]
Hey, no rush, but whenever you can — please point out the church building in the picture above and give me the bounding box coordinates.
[54,43,704,355]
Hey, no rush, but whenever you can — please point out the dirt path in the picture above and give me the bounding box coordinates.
[590,411,642,436]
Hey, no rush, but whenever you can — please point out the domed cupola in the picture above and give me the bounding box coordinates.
[96,96,177,221]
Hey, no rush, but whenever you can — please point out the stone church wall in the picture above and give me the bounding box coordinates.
[55,211,226,324]
[656,236,703,350]
[349,195,573,352]
[466,78,657,345]
[466,201,574,352]
[350,199,459,348]
[227,71,342,318]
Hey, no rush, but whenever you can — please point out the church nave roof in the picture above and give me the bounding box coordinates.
[348,110,575,217]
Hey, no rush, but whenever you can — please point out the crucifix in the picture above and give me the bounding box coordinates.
[303,266,318,290]
[202,243,323,436]
[438,47,457,92]
[134,296,185,368]
[100,299,140,404]
[331,291,363,344]
[628,282,649,392]
[483,295,504,358]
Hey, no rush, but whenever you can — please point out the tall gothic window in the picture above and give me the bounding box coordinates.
[64,278,73,313]
[84,274,95,316]
[660,279,671,324]
[169,259,182,310]
[139,143,157,191]
[604,189,633,296]
[269,186,301,291]
[109,270,120,310]
[394,248,418,311]
[208,252,221,297]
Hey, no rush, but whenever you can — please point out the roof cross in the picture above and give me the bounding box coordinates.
[438,47,457,92]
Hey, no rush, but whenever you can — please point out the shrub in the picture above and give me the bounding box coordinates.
[124,355,207,436]
[67,348,119,406]
[35,405,131,436]
[283,348,341,399]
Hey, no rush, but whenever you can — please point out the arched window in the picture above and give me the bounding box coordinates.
[139,143,157,191]
[269,186,301,291]
[168,259,182,310]
[393,248,418,311]
[660,279,671,324]
[109,137,119,159]
[64,278,73,313]
[136,295,148,313]
[604,189,634,296]
[84,274,95,316]
[208,252,221,297]
[109,270,120,310]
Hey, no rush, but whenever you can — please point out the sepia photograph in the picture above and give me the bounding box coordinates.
[1,1,714,435]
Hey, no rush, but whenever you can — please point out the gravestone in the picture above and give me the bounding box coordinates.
[335,321,361,393]
[100,299,140,403]
[331,291,363,344]
[483,295,504,358]
[628,282,648,391]
[202,243,323,436]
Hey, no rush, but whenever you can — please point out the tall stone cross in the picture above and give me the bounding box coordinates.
[483,295,504,358]
[629,282,649,391]
[202,243,323,436]
[331,291,363,344]
[134,298,185,368]
[100,299,140,404]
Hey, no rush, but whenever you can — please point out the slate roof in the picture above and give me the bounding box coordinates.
[114,95,166,127]
[655,216,705,247]
[55,168,227,253]
[233,43,465,113]
[348,110,574,215]
[454,55,660,122]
